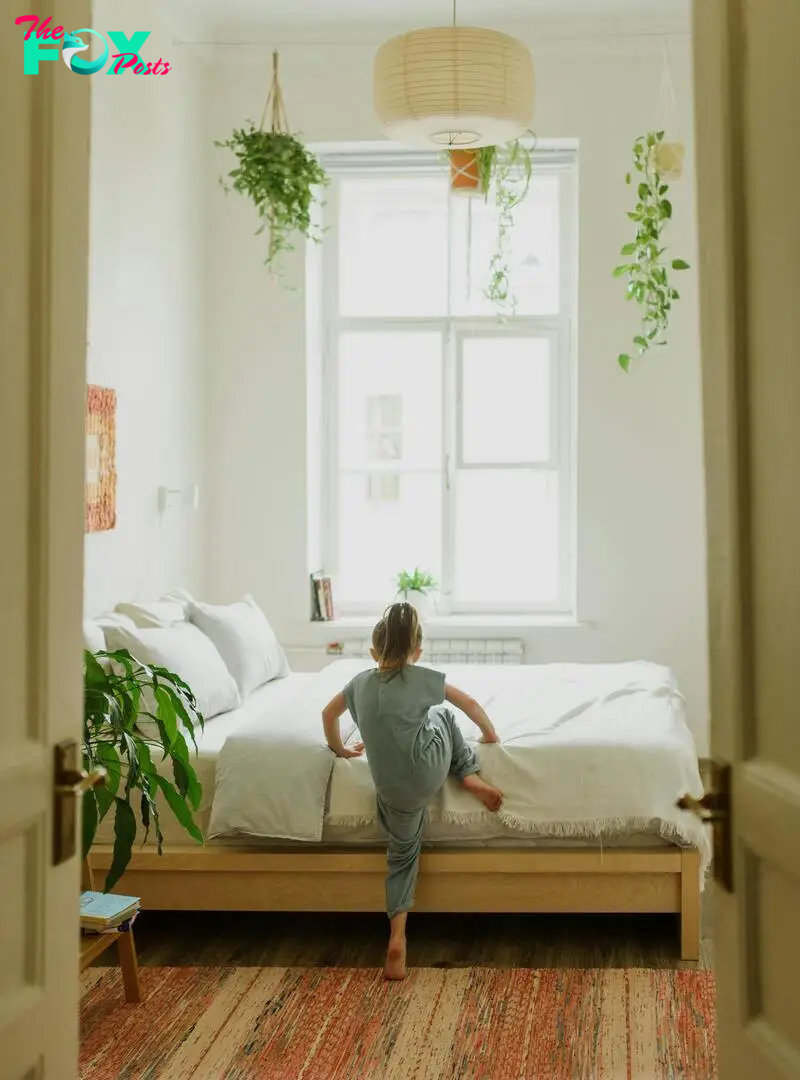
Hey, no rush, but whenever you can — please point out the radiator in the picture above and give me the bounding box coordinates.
[326,638,524,664]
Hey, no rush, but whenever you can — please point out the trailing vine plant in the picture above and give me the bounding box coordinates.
[614,131,690,371]
[215,51,328,276]
[476,140,534,314]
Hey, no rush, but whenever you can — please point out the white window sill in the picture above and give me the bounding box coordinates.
[302,614,592,638]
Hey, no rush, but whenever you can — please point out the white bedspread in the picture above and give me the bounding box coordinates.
[208,667,357,842]
[209,659,710,877]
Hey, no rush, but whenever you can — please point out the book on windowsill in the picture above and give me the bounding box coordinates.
[310,571,324,621]
[310,572,334,621]
[322,577,334,620]
[80,891,140,932]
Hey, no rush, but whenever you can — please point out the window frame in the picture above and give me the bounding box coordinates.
[315,144,578,617]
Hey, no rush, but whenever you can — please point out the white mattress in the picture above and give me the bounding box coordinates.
[95,671,683,853]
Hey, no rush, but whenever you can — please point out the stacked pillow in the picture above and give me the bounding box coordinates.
[87,591,290,721]
[103,622,241,720]
[115,600,187,629]
[187,595,290,699]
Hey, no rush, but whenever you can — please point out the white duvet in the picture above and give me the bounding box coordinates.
[208,659,710,878]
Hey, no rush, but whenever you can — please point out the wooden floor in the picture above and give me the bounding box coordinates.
[113,906,713,972]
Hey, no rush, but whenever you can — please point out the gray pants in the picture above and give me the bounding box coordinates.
[376,706,479,919]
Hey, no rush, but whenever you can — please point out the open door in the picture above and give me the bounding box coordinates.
[0,1,91,1076]
[692,1,800,1077]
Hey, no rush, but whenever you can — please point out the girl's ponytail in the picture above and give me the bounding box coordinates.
[372,602,422,670]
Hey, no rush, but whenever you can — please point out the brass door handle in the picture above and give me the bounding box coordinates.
[53,739,106,866]
[55,767,106,796]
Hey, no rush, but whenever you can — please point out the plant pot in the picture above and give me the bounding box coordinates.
[654,141,685,180]
[449,149,483,196]
[396,590,437,618]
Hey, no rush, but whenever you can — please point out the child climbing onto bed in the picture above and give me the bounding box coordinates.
[321,602,503,980]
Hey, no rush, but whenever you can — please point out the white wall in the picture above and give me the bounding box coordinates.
[84,0,207,614]
[203,28,710,750]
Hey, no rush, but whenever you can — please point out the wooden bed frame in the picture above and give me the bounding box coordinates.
[91,844,701,961]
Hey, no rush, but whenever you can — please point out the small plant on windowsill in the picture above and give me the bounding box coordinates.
[83,649,204,891]
[614,130,690,372]
[395,568,438,618]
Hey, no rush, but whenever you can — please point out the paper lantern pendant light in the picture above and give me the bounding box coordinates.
[374,26,534,149]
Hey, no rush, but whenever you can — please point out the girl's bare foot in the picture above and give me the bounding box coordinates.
[461,773,503,812]
[384,936,407,980]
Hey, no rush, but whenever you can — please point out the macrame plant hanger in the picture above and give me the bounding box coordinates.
[656,40,685,180]
[448,0,484,207]
[261,50,289,135]
[444,0,472,311]
[446,0,484,198]
[259,51,289,267]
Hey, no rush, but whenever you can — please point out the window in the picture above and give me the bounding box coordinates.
[310,145,577,615]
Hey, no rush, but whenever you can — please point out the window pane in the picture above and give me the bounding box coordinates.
[339,177,449,316]
[338,332,442,471]
[450,174,561,316]
[454,471,560,605]
[337,472,442,604]
[461,336,551,465]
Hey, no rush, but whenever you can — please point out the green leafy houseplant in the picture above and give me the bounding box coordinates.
[614,131,691,372]
[215,51,328,273]
[396,568,438,597]
[470,140,534,314]
[83,649,205,891]
[479,141,534,313]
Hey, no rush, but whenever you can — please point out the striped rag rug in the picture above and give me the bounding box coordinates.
[81,965,716,1079]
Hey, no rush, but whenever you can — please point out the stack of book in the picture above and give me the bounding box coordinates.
[80,891,141,934]
[310,571,334,621]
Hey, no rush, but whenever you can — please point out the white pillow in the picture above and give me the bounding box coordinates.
[162,588,195,606]
[83,620,106,654]
[103,623,241,720]
[188,595,290,698]
[86,613,137,673]
[93,611,137,643]
[115,601,187,628]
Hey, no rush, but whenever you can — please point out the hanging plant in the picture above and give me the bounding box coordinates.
[614,131,690,372]
[484,140,533,314]
[449,148,483,194]
[215,51,328,274]
[449,139,533,315]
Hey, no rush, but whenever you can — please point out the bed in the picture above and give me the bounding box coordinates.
[91,657,709,960]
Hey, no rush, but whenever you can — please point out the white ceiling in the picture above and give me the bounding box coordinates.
[167,0,690,35]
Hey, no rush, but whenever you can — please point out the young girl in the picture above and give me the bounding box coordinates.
[321,602,503,980]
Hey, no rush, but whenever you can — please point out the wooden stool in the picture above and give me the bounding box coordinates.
[80,925,142,1003]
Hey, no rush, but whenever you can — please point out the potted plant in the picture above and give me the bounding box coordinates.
[613,130,690,371]
[655,140,685,180]
[83,649,205,891]
[448,139,534,314]
[448,148,483,194]
[215,51,329,275]
[395,568,438,617]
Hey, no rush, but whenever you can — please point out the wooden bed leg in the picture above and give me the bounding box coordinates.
[680,848,701,961]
